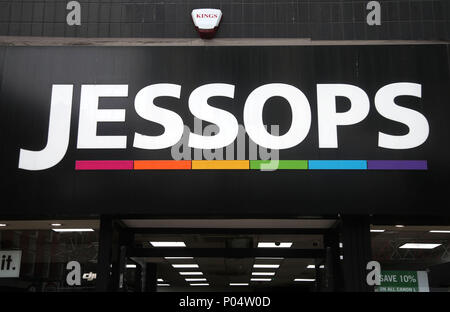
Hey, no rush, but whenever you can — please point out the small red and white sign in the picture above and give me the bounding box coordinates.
[191,9,222,39]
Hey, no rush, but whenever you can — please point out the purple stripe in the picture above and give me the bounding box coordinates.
[367,160,427,170]
[75,160,134,170]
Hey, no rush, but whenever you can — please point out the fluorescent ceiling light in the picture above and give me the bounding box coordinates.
[257,242,293,248]
[251,278,272,282]
[395,225,405,228]
[51,223,62,227]
[172,264,199,269]
[370,229,385,233]
[157,283,170,286]
[150,241,186,247]
[185,278,207,282]
[179,272,203,275]
[126,264,136,269]
[340,255,343,260]
[294,278,315,282]
[339,243,343,248]
[253,264,280,269]
[255,257,284,260]
[429,230,450,233]
[0,224,7,227]
[399,243,441,249]
[52,228,94,232]
[252,272,275,276]
[190,283,209,286]
[157,278,164,282]
[230,283,249,286]
[164,257,193,260]
[307,265,325,269]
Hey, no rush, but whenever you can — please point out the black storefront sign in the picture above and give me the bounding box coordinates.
[0,45,449,218]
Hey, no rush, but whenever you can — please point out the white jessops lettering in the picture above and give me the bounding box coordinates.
[77,85,128,149]
[19,85,73,171]
[317,84,370,148]
[18,82,429,170]
[133,84,184,149]
[375,82,429,149]
[188,83,238,149]
[243,83,311,149]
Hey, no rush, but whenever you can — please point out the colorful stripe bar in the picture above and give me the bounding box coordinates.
[250,160,308,170]
[75,160,427,170]
[191,160,249,170]
[75,160,134,170]
[308,160,367,170]
[134,160,191,170]
[367,160,427,170]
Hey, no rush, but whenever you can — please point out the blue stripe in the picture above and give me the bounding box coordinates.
[308,160,367,170]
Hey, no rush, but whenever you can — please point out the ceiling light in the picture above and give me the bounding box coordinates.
[172,264,199,269]
[52,228,94,232]
[157,283,170,286]
[429,230,450,233]
[294,278,315,282]
[251,278,272,282]
[253,264,279,269]
[255,257,284,260]
[340,255,343,260]
[257,242,293,248]
[126,264,136,269]
[190,283,209,286]
[395,225,405,228]
[157,278,164,282]
[185,278,207,282]
[230,283,249,286]
[339,243,343,248]
[0,224,7,227]
[307,265,325,269]
[51,223,62,227]
[399,243,441,249]
[164,257,194,260]
[150,241,186,247]
[252,272,275,276]
[179,272,203,275]
[370,229,385,233]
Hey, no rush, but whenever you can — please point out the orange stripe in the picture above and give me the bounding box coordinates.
[191,160,250,170]
[134,160,191,170]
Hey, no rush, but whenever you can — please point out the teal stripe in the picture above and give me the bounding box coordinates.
[308,160,367,170]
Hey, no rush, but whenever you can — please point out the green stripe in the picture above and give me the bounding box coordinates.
[250,160,308,170]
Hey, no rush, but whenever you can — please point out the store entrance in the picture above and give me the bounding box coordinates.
[114,219,341,292]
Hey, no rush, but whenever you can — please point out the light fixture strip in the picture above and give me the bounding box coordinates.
[172,264,199,269]
[251,272,275,276]
[257,242,293,248]
[399,243,441,249]
[52,228,94,232]
[150,241,186,247]
[253,264,280,269]
[179,272,203,275]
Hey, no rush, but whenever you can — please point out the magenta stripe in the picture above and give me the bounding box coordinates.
[75,160,134,170]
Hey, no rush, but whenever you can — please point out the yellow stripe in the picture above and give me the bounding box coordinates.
[191,160,250,170]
